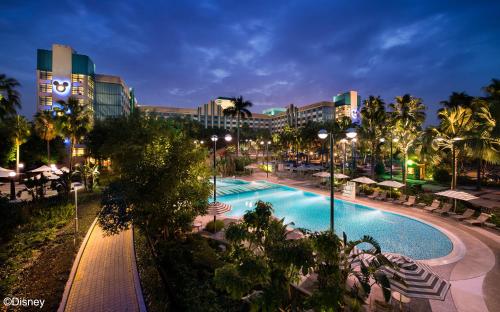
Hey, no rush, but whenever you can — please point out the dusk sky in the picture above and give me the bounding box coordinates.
[1,0,499,125]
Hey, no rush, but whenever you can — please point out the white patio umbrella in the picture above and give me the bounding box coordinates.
[334,173,350,179]
[0,170,15,178]
[378,180,405,197]
[29,165,53,173]
[313,171,330,178]
[244,164,259,169]
[351,176,377,184]
[0,167,12,172]
[207,202,232,227]
[435,190,479,212]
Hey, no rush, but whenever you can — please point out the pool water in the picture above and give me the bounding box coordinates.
[218,181,453,260]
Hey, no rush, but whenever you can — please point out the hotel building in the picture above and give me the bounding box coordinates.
[36,44,134,119]
[139,90,360,133]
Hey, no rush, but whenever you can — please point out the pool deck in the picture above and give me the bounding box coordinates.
[219,173,500,312]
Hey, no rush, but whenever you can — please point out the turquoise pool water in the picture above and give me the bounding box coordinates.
[218,180,453,260]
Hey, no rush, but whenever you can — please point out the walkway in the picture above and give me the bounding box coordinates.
[59,221,146,312]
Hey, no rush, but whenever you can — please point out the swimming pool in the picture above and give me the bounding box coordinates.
[218,180,453,260]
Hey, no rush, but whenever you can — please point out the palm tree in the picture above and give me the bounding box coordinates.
[0,74,21,122]
[8,115,30,173]
[389,94,426,184]
[433,106,473,189]
[56,97,92,170]
[483,78,500,137]
[466,99,500,190]
[360,95,386,178]
[34,111,58,163]
[223,96,253,156]
[440,91,473,109]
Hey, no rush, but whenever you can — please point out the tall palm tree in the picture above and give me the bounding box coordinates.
[0,74,21,122]
[483,78,500,137]
[434,106,473,189]
[466,99,500,190]
[389,94,426,184]
[34,111,58,163]
[56,97,92,170]
[440,91,473,109]
[360,95,386,178]
[223,96,253,156]
[8,115,30,173]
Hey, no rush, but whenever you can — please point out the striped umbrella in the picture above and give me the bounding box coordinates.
[207,201,231,224]
[351,252,450,300]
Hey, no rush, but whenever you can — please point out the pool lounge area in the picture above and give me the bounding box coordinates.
[217,179,453,260]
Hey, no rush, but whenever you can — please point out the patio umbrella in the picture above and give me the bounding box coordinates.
[378,180,405,197]
[244,164,259,169]
[207,201,232,224]
[0,171,15,178]
[313,171,330,178]
[29,165,53,173]
[334,173,350,179]
[60,166,70,173]
[435,190,479,212]
[352,253,450,301]
[0,167,12,172]
[351,176,377,184]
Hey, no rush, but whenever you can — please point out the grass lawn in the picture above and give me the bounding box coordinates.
[0,192,101,311]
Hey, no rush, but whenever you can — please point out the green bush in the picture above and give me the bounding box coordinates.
[205,220,224,233]
[433,168,451,184]
[375,163,385,176]
[234,156,252,172]
[490,214,500,227]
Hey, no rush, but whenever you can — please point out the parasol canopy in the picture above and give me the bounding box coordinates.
[244,164,259,169]
[207,202,231,216]
[378,180,405,188]
[351,176,377,184]
[29,165,53,173]
[435,190,478,201]
[313,171,330,178]
[0,167,12,172]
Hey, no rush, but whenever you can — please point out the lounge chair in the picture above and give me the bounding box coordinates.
[376,192,387,201]
[403,196,416,207]
[368,191,380,199]
[393,194,407,205]
[424,200,441,212]
[434,203,452,215]
[451,209,475,221]
[464,213,491,226]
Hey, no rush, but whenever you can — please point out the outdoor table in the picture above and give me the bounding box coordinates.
[392,291,411,311]
[192,221,202,232]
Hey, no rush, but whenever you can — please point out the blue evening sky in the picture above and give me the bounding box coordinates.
[1,0,499,125]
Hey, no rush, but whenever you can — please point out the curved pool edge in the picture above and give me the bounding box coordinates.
[243,179,467,266]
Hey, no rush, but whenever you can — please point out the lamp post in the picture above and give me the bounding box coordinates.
[340,138,347,174]
[435,136,463,190]
[211,134,232,202]
[260,140,272,178]
[318,129,335,232]
[9,171,16,200]
[346,128,357,177]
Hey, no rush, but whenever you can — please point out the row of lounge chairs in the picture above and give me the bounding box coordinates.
[365,192,492,227]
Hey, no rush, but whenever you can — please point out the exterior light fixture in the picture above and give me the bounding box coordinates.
[224,134,232,142]
[318,129,328,140]
[211,135,218,142]
[9,171,16,178]
[346,128,357,139]
[379,138,385,143]
[200,140,204,144]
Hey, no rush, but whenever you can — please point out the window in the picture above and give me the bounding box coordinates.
[72,74,86,83]
[39,71,52,80]
[39,96,52,106]
[39,83,52,93]
[72,86,84,95]
[72,148,85,157]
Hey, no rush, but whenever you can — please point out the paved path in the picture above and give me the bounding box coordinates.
[61,223,145,312]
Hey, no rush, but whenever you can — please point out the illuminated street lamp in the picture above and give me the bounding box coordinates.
[345,129,357,176]
[318,129,335,232]
[210,134,232,202]
[9,171,16,200]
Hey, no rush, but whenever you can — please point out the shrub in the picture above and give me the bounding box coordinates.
[433,168,451,184]
[489,214,500,227]
[205,220,224,233]
[375,163,385,176]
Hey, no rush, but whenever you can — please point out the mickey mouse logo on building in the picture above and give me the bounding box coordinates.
[53,80,70,93]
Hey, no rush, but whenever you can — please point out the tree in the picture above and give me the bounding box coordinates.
[97,113,212,242]
[223,96,253,156]
[440,91,473,109]
[56,97,92,170]
[0,74,21,122]
[483,78,500,137]
[360,96,386,178]
[34,111,58,163]
[466,99,500,190]
[433,106,473,189]
[389,94,426,184]
[7,115,30,173]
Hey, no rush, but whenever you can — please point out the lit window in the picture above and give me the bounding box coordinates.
[39,84,52,93]
[39,71,52,80]
[39,96,52,106]
[72,148,85,157]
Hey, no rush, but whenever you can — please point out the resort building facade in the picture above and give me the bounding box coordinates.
[36,44,135,119]
[139,90,360,133]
